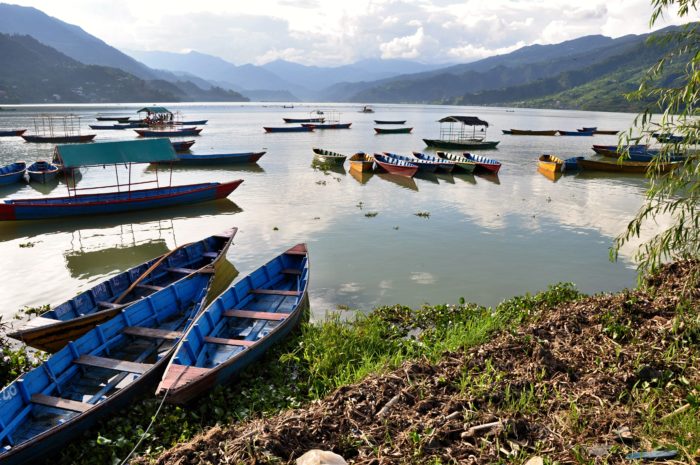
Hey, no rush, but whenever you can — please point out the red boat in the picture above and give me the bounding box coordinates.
[373,153,418,177]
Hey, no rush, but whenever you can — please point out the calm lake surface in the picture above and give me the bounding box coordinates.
[0,103,649,323]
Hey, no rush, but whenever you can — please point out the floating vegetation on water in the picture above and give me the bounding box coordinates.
[17,304,50,318]
[336,304,350,311]
[393,226,400,230]
[365,212,378,217]
[273,226,279,231]
[313,217,320,220]
[356,201,364,209]
[414,211,430,218]
[315,180,327,186]
[18,242,35,248]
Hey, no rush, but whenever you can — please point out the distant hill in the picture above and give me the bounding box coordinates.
[0,33,248,103]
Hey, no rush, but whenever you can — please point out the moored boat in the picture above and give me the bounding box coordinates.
[27,161,59,183]
[312,147,347,164]
[165,151,266,165]
[538,154,565,173]
[156,244,309,404]
[264,126,314,133]
[9,229,237,352]
[302,122,352,129]
[373,153,418,177]
[374,127,412,134]
[564,157,584,171]
[559,130,593,136]
[461,153,502,174]
[0,129,26,137]
[171,140,196,152]
[384,152,439,173]
[592,130,619,135]
[349,152,374,172]
[412,152,455,173]
[96,115,130,122]
[89,124,127,130]
[434,151,477,173]
[501,130,513,135]
[22,134,96,143]
[135,127,202,137]
[283,117,324,123]
[374,120,406,125]
[577,158,681,173]
[0,162,26,185]
[174,120,208,126]
[0,272,215,465]
[509,129,558,136]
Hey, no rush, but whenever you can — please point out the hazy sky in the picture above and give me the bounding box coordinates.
[8,0,695,66]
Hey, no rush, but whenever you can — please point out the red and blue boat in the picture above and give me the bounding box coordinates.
[0,129,26,137]
[383,152,439,173]
[462,153,502,174]
[373,153,418,177]
[171,140,196,152]
[412,152,456,173]
[27,161,59,184]
[0,139,243,221]
[0,162,26,185]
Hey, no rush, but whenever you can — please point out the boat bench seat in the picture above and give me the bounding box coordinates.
[166,267,197,274]
[75,355,152,374]
[31,393,92,413]
[281,268,301,276]
[96,301,125,310]
[204,336,256,347]
[202,252,219,259]
[223,310,287,321]
[135,284,164,292]
[123,326,182,340]
[249,289,301,296]
[158,364,210,390]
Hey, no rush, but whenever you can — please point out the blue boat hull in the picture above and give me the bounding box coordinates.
[264,126,313,132]
[0,180,243,221]
[170,152,265,165]
[0,163,26,185]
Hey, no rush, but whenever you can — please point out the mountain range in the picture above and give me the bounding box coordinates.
[0,2,688,110]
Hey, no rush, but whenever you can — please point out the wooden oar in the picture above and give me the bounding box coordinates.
[113,242,192,305]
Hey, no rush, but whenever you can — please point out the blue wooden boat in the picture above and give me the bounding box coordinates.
[96,115,130,122]
[563,156,584,171]
[161,152,266,165]
[0,162,26,185]
[22,134,96,143]
[135,127,202,137]
[27,161,59,184]
[373,153,419,177]
[580,127,597,132]
[384,152,439,173]
[156,244,309,404]
[264,126,314,133]
[592,144,648,155]
[283,117,324,123]
[171,140,196,152]
[301,122,352,129]
[462,153,502,174]
[175,120,208,125]
[558,130,593,136]
[8,229,237,352]
[0,272,215,465]
[411,152,455,173]
[0,129,26,137]
[88,124,127,130]
[374,120,406,125]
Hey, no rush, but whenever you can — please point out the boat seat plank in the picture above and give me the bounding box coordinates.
[203,336,256,347]
[223,310,287,321]
[76,355,152,374]
[97,301,124,310]
[123,326,183,340]
[135,284,165,292]
[249,289,300,296]
[202,252,218,259]
[166,267,197,274]
[31,394,92,413]
[158,364,210,391]
[281,268,302,276]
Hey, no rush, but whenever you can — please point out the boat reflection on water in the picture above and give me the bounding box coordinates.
[376,172,419,191]
[311,160,347,175]
[453,173,477,185]
[64,239,170,279]
[27,177,60,194]
[475,172,501,185]
[349,169,374,185]
[435,172,455,184]
[537,166,562,183]
[415,171,439,185]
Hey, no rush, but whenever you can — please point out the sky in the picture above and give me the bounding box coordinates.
[6,0,696,66]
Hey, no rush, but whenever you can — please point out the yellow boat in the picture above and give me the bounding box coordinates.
[537,166,562,182]
[538,154,564,173]
[349,152,374,172]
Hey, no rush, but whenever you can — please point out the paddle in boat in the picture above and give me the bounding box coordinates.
[577,158,681,174]
[0,139,243,221]
[411,152,455,173]
[383,152,439,173]
[264,126,314,133]
[538,155,565,173]
[434,151,477,173]
[373,153,418,177]
[312,148,347,165]
[508,129,558,136]
[348,152,374,172]
[0,162,26,185]
[8,228,237,352]
[0,129,26,137]
[374,127,412,134]
[0,271,216,465]
[135,127,203,138]
[27,161,59,184]
[461,153,502,174]
[171,140,196,152]
[160,152,266,165]
[374,120,406,125]
[156,244,310,404]
[423,116,500,149]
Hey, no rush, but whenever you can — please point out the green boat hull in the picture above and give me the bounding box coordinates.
[423,138,500,150]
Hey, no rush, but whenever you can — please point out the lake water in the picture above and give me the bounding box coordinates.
[0,103,650,323]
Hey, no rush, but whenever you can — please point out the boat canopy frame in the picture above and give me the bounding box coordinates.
[32,114,85,138]
[53,139,179,198]
[436,116,489,142]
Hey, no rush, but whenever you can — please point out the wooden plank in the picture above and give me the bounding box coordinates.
[136,283,165,292]
[158,364,210,391]
[76,355,152,374]
[166,267,197,274]
[281,268,301,276]
[202,252,219,259]
[31,393,92,413]
[97,301,124,310]
[223,310,287,321]
[123,326,182,340]
[249,289,300,296]
[204,336,256,347]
